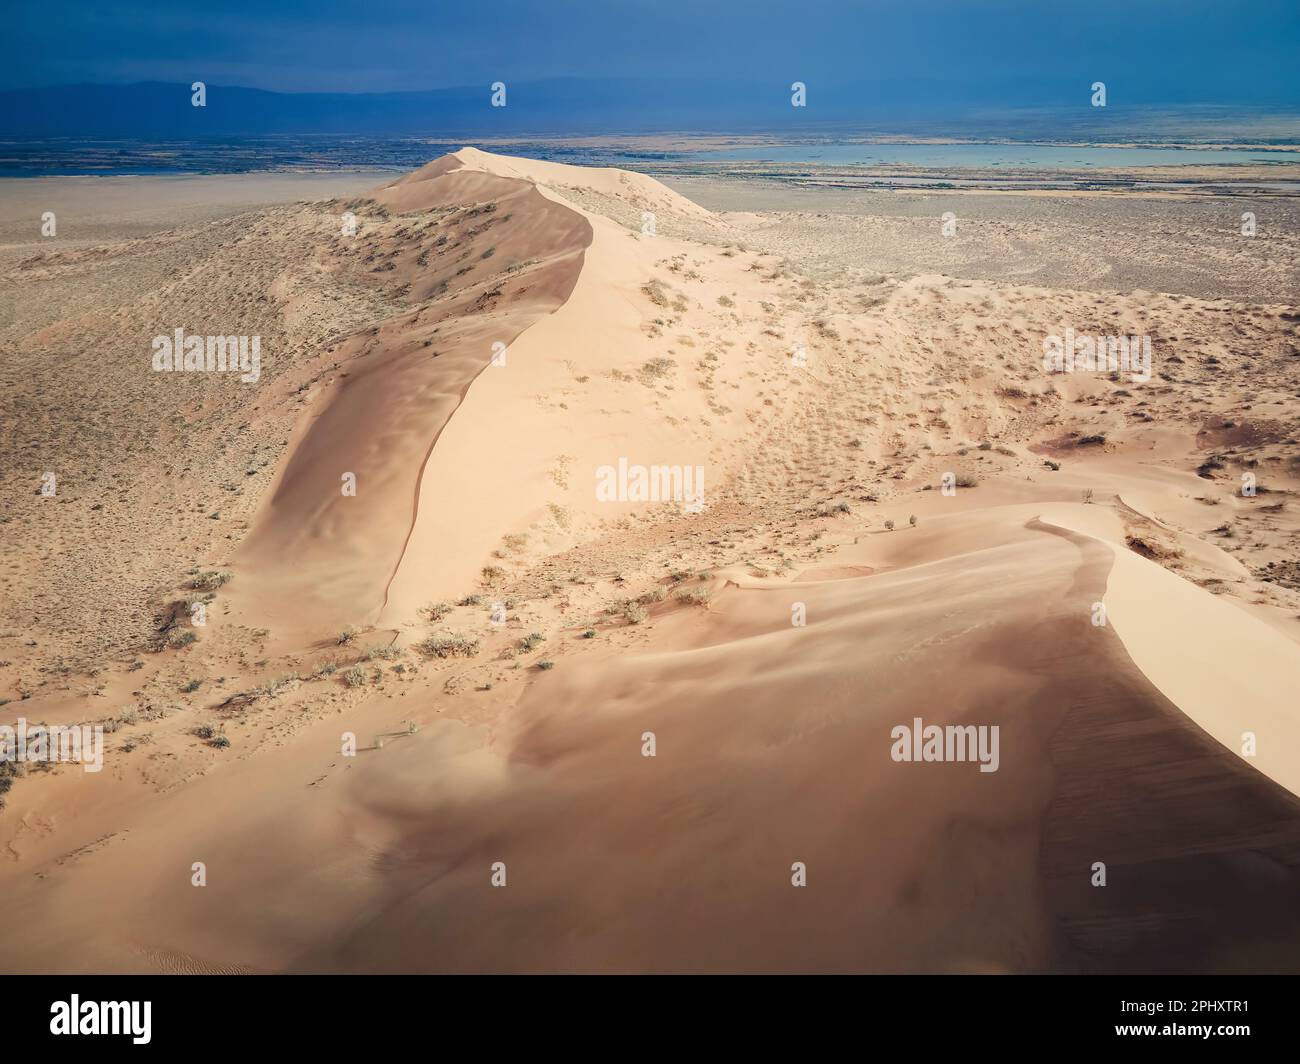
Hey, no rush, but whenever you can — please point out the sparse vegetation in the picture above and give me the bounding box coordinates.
[195,723,229,748]
[415,634,480,658]
[674,586,712,606]
[190,570,231,592]
[641,279,670,307]
[421,601,453,622]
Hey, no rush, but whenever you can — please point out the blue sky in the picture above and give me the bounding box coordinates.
[6,0,1299,103]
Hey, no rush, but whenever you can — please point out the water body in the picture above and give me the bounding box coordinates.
[5,136,1299,178]
[698,143,1300,168]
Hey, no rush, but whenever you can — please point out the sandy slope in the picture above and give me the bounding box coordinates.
[2,149,1299,973]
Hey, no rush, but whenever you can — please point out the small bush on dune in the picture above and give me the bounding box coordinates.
[421,601,453,622]
[415,634,480,658]
[190,571,231,592]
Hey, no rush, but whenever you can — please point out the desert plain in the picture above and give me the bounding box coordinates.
[1,147,1298,972]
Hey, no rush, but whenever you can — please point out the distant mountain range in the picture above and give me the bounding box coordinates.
[5,79,1298,139]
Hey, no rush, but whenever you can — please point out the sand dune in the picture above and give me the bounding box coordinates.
[1,149,1298,973]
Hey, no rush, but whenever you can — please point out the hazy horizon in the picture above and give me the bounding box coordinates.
[7,0,1300,102]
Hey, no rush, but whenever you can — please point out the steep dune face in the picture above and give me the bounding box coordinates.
[7,506,1298,974]
[232,155,594,637]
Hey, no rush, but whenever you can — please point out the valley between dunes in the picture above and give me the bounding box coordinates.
[1,148,1299,972]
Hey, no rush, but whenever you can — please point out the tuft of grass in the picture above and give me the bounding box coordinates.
[415,634,480,658]
[641,279,670,306]
[519,631,545,652]
[421,601,453,622]
[190,570,231,592]
[536,660,555,671]
[638,357,676,385]
[674,586,712,606]
[342,665,368,687]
